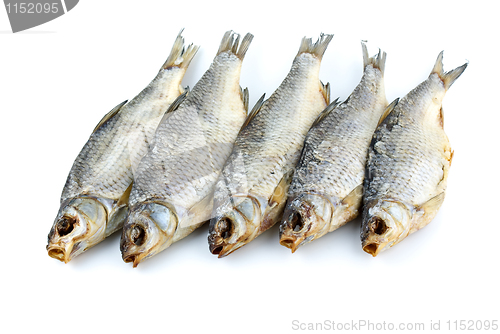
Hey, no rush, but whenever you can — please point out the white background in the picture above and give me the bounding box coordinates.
[1,1,498,333]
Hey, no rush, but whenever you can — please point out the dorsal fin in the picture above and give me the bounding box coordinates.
[311,98,340,128]
[92,100,127,134]
[157,89,189,128]
[377,98,399,126]
[240,86,249,112]
[240,93,266,131]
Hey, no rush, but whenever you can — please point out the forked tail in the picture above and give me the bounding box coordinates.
[431,51,468,90]
[361,41,387,75]
[162,29,200,70]
[217,30,254,60]
[297,33,333,59]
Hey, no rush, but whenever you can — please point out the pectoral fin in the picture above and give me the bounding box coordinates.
[411,192,446,233]
[269,172,293,208]
[181,192,215,229]
[341,184,363,209]
[417,192,445,214]
[117,182,133,208]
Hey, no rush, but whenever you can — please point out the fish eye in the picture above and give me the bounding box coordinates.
[289,212,304,232]
[57,217,76,236]
[130,225,146,246]
[217,218,233,239]
[370,217,388,235]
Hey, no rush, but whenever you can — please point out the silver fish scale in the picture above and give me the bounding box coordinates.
[129,53,246,210]
[365,73,450,208]
[289,65,386,201]
[214,53,327,206]
[61,69,186,203]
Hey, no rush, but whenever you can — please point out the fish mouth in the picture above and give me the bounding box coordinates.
[47,246,68,263]
[362,216,392,257]
[362,242,385,257]
[279,236,313,253]
[279,235,314,253]
[208,242,244,258]
[279,211,309,253]
[209,244,224,256]
[122,254,141,268]
[46,240,83,263]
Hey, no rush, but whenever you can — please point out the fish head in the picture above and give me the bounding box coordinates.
[279,193,333,252]
[120,202,178,267]
[208,195,262,258]
[361,200,412,256]
[47,197,108,263]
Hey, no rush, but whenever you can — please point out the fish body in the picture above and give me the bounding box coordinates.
[279,43,388,252]
[120,31,253,267]
[47,32,199,263]
[208,34,333,257]
[361,52,467,256]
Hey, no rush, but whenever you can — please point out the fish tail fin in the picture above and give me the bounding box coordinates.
[297,33,333,59]
[361,41,386,75]
[431,51,468,90]
[161,29,200,70]
[217,31,254,60]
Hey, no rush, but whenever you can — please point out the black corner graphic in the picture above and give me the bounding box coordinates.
[3,0,79,33]
[64,0,77,11]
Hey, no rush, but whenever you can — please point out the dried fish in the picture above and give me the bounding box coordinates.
[279,42,388,252]
[208,34,333,257]
[120,31,253,266]
[361,52,467,256]
[47,32,199,263]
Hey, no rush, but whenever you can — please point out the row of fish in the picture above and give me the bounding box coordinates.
[47,30,467,266]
